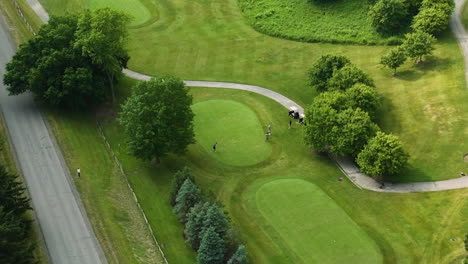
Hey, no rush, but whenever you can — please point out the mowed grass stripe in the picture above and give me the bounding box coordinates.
[256,179,383,264]
[192,100,272,166]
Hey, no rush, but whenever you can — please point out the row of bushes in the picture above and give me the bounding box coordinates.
[171,167,248,264]
[369,0,454,36]
[305,55,409,178]
[0,164,36,263]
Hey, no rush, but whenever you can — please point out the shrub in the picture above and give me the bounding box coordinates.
[356,132,409,178]
[308,55,350,92]
[328,64,374,91]
[369,0,409,35]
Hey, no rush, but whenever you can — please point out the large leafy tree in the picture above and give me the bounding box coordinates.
[381,47,407,76]
[3,9,130,109]
[356,132,409,178]
[411,3,453,35]
[119,77,195,162]
[328,64,374,91]
[369,0,409,35]
[345,84,381,120]
[401,31,436,63]
[197,227,226,264]
[308,55,350,93]
[173,178,201,222]
[304,103,339,152]
[74,8,131,102]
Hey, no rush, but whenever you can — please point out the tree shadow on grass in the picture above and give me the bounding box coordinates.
[386,165,433,183]
[395,56,455,82]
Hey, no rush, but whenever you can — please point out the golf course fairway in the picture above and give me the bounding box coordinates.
[192,99,272,167]
[256,179,383,263]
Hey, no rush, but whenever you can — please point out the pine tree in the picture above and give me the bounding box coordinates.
[0,165,30,216]
[173,178,201,222]
[201,204,229,239]
[197,227,225,264]
[170,166,193,205]
[227,245,248,264]
[184,202,210,249]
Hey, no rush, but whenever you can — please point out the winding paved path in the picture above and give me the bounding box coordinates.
[0,13,106,264]
[28,0,468,194]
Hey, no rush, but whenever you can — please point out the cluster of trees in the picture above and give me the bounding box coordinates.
[368,0,454,36]
[0,165,36,263]
[119,77,195,163]
[171,167,248,264]
[381,30,436,74]
[306,55,409,178]
[3,8,130,109]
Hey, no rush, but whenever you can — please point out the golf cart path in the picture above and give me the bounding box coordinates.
[0,13,106,264]
[29,0,468,194]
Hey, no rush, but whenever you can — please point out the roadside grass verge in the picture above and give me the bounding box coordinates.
[0,0,42,43]
[238,0,402,45]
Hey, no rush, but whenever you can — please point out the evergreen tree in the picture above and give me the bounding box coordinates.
[0,165,30,216]
[201,204,229,239]
[197,227,225,264]
[170,166,193,205]
[227,245,248,264]
[174,178,201,222]
[0,207,35,264]
[185,202,210,249]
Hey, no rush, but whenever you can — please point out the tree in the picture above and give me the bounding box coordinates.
[304,103,339,152]
[328,64,374,91]
[119,77,195,162]
[308,55,350,92]
[3,9,130,109]
[74,8,131,102]
[185,202,210,249]
[329,108,379,156]
[0,207,35,264]
[401,31,436,63]
[0,166,30,216]
[174,178,201,222]
[310,90,348,112]
[170,166,194,205]
[369,0,409,35]
[227,245,248,264]
[197,227,226,264]
[381,47,407,76]
[345,84,381,120]
[356,132,409,178]
[201,204,229,240]
[411,4,453,35]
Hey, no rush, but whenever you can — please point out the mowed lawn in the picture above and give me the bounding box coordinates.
[38,0,468,182]
[192,100,272,166]
[256,179,382,264]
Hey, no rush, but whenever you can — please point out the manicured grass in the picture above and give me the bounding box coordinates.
[238,0,401,45]
[192,100,272,166]
[256,178,382,264]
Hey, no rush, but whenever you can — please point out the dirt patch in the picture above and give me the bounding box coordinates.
[464,153,468,162]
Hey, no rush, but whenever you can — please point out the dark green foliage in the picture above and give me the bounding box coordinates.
[170,166,194,206]
[356,132,409,177]
[310,91,349,111]
[412,3,453,35]
[227,245,248,264]
[197,227,226,264]
[369,0,409,35]
[119,77,195,161]
[0,166,30,215]
[184,202,210,249]
[174,178,201,222]
[3,9,130,109]
[308,55,350,93]
[401,31,436,63]
[201,204,229,239]
[464,234,468,251]
[380,47,407,75]
[345,84,381,120]
[304,103,338,152]
[328,64,374,91]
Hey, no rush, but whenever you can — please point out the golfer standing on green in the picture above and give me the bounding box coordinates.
[213,142,217,152]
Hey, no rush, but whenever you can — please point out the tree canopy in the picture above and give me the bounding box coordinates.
[3,9,130,109]
[197,227,226,264]
[356,132,409,178]
[308,55,350,93]
[380,47,407,75]
[411,3,453,35]
[369,0,409,35]
[173,178,201,222]
[328,64,374,91]
[119,77,195,162]
[401,31,436,63]
[345,84,381,120]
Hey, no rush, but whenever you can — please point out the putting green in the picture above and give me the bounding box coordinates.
[192,100,272,166]
[256,179,383,264]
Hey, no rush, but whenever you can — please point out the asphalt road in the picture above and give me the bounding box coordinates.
[0,16,106,264]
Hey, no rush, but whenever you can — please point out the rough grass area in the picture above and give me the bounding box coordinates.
[238,0,402,45]
[256,179,382,264]
[192,100,272,166]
